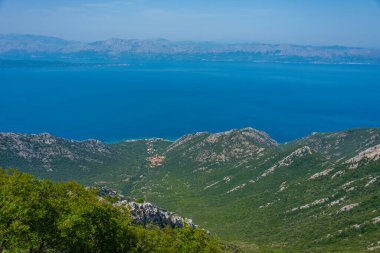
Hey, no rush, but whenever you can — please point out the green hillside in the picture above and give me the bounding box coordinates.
[0,169,230,253]
[1,128,379,252]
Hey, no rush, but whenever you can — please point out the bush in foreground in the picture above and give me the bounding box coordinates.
[0,168,230,253]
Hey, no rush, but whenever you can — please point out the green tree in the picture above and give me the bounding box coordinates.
[0,168,230,253]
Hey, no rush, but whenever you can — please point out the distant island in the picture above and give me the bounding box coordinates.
[1,34,380,64]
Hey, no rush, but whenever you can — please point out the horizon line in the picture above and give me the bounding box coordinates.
[2,33,379,50]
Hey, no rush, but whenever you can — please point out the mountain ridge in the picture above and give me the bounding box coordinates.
[1,127,379,252]
[2,127,380,170]
[1,34,380,64]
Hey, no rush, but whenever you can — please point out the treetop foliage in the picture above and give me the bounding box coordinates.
[0,168,230,253]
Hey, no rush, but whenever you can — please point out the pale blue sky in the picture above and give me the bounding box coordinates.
[0,0,380,47]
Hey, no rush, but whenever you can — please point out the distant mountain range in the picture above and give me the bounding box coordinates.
[1,127,379,252]
[1,34,380,64]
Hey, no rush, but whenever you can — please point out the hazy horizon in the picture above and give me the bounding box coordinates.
[1,0,380,48]
[3,32,380,50]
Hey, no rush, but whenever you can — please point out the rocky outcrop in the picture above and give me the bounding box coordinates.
[0,132,110,159]
[119,201,196,228]
[345,144,380,169]
[338,203,360,213]
[0,132,110,171]
[98,187,196,229]
[251,146,313,183]
[291,128,380,162]
[1,127,380,252]
[166,128,278,164]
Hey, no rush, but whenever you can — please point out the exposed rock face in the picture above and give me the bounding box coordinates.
[165,132,209,153]
[119,201,195,228]
[99,187,196,229]
[0,132,110,159]
[309,168,334,180]
[1,127,380,251]
[166,128,278,164]
[345,144,380,169]
[250,146,313,183]
[338,203,360,213]
[0,132,110,170]
[291,128,380,162]
[290,198,329,212]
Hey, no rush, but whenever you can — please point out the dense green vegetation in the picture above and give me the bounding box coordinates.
[1,128,380,252]
[0,168,230,253]
[135,129,380,252]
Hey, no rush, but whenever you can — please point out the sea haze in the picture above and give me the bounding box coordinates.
[1,61,379,143]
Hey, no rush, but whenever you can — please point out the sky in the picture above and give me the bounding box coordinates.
[0,0,380,47]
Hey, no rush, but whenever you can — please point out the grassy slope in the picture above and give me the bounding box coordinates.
[0,128,379,252]
[130,128,380,252]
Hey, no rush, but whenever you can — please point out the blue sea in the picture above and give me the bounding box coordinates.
[1,61,380,143]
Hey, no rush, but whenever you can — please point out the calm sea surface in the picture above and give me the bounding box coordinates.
[1,61,380,143]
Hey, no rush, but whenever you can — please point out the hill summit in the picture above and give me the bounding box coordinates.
[1,127,379,252]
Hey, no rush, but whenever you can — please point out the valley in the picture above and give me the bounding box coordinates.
[1,127,379,252]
